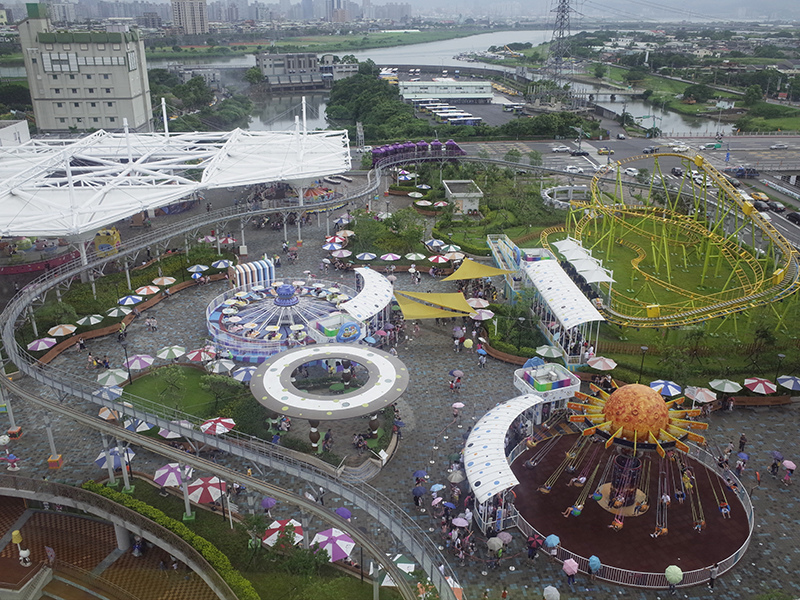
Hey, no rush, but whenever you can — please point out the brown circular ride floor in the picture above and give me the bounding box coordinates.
[511,434,749,573]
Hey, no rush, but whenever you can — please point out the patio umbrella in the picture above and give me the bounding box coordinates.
[211,260,232,269]
[709,379,742,393]
[777,375,800,391]
[445,252,466,261]
[92,386,123,401]
[187,264,209,273]
[94,447,135,470]
[497,531,512,544]
[187,348,216,362]
[27,337,57,351]
[425,239,445,248]
[452,517,469,527]
[415,200,433,207]
[737,452,749,461]
[158,420,193,439]
[469,309,495,321]
[118,295,142,306]
[154,463,193,487]
[387,275,397,283]
[199,235,216,243]
[544,534,560,548]
[124,418,154,433]
[487,537,503,551]
[261,497,277,510]
[452,402,465,409]
[408,192,424,198]
[665,565,683,585]
[187,477,226,504]
[191,273,203,280]
[562,558,579,576]
[97,369,128,386]
[447,471,465,483]
[124,354,154,370]
[466,298,490,309]
[413,469,427,478]
[373,554,416,588]
[218,236,237,245]
[783,460,796,470]
[434,201,449,207]
[536,345,562,358]
[334,507,352,520]
[331,249,352,258]
[311,528,355,562]
[201,417,236,435]
[157,345,186,360]
[338,230,355,237]
[152,277,176,286]
[333,216,350,225]
[428,255,449,263]
[543,586,560,600]
[262,519,304,547]
[232,367,257,382]
[685,386,716,404]
[323,242,342,251]
[135,285,160,296]
[650,380,682,396]
[412,486,427,497]
[76,314,104,326]
[206,359,235,374]
[106,307,131,317]
[380,253,401,261]
[589,555,602,572]
[404,253,425,261]
[97,407,120,421]
[376,212,392,220]
[588,356,617,371]
[417,184,432,189]
[440,244,461,253]
[48,324,77,337]
[356,253,376,260]
[744,377,777,395]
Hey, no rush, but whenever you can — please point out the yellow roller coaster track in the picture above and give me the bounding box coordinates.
[560,153,800,328]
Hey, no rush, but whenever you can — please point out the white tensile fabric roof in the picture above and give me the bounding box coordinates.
[340,267,394,322]
[523,260,604,329]
[465,394,546,504]
[581,267,615,284]
[0,128,350,237]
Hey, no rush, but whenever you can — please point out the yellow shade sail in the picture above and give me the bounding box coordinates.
[395,291,473,314]
[442,258,513,281]
[393,293,470,320]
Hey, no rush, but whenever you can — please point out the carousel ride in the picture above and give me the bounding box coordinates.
[508,381,750,578]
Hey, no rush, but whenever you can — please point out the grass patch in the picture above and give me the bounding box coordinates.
[125,366,217,417]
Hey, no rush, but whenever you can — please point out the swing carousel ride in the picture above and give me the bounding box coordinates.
[511,381,750,575]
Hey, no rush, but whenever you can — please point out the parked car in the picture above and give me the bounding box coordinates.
[750,192,770,202]
[642,146,658,154]
[624,167,639,177]
[786,212,800,225]
[752,200,770,212]
[768,201,786,212]
[356,145,373,153]
[564,165,584,174]
[571,149,590,157]
[671,167,683,177]
[552,145,571,153]
[617,133,626,140]
[770,143,788,150]
[671,144,689,152]
[723,175,741,188]
[597,147,615,155]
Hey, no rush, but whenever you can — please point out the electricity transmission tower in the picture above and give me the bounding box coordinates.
[529,0,577,107]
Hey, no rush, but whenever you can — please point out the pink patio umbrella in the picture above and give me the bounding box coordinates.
[428,255,450,263]
[187,476,226,504]
[311,528,356,562]
[154,463,194,487]
[466,298,490,309]
[685,386,717,404]
[135,285,160,295]
[27,337,57,351]
[380,253,401,261]
[587,356,617,371]
[201,417,236,435]
[124,354,154,370]
[469,309,495,321]
[744,377,777,395]
[331,249,352,258]
[199,235,216,243]
[262,519,304,547]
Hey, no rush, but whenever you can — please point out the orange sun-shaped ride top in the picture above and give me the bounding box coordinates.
[603,384,669,442]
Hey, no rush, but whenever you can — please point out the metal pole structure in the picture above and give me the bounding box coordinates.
[43,413,57,458]
[161,97,169,139]
[637,346,648,383]
[101,434,116,485]
[119,339,132,385]
[27,306,38,338]
[116,438,132,492]
[124,260,132,291]
[180,466,194,520]
[0,386,16,430]
[775,354,786,382]
[372,561,380,600]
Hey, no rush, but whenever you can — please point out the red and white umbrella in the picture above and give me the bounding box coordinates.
[428,255,449,263]
[469,309,495,321]
[187,348,216,362]
[326,235,346,244]
[124,354,154,370]
[434,201,449,207]
[201,417,236,435]
[218,236,237,245]
[331,249,352,258]
[262,519,303,547]
[685,386,716,404]
[187,477,226,504]
[466,298,490,309]
[744,377,777,395]
[588,356,617,371]
[27,337,57,351]
[311,528,355,562]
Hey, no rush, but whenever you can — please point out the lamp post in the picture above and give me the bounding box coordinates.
[775,353,786,382]
[637,346,649,383]
[516,317,526,352]
[119,338,132,385]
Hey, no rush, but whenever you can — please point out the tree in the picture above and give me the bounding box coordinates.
[503,148,522,163]
[593,63,606,79]
[200,374,244,410]
[381,207,425,254]
[154,365,186,406]
[358,59,379,76]
[528,150,543,166]
[244,67,263,85]
[744,85,763,106]
[682,83,713,103]
[172,45,183,52]
[340,54,358,63]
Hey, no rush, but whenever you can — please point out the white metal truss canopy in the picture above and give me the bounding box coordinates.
[0,128,351,237]
[522,259,604,329]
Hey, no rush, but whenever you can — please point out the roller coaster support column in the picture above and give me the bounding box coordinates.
[124,259,132,291]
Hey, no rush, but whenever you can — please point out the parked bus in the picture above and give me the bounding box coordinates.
[447,116,483,126]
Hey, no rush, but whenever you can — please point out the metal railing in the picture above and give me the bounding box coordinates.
[53,561,141,600]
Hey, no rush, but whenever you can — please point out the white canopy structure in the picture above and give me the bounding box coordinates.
[522,260,604,329]
[340,267,394,322]
[465,394,546,504]
[581,267,615,285]
[0,128,350,236]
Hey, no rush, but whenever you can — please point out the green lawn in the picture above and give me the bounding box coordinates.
[124,366,217,417]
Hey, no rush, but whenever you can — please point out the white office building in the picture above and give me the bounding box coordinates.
[171,0,209,35]
[18,4,152,133]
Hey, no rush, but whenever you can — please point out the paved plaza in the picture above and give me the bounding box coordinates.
[2,186,799,600]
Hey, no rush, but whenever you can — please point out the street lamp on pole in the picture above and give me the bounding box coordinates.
[637,346,649,383]
[119,338,132,385]
[516,317,526,352]
[776,353,786,382]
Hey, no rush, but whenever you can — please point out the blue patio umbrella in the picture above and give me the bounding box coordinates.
[94,447,135,470]
[737,452,749,461]
[544,534,560,548]
[650,379,682,396]
[232,367,257,383]
[523,357,545,368]
[442,502,456,509]
[118,295,142,306]
[589,555,602,572]
[191,272,203,280]
[412,486,427,497]
[413,470,427,479]
[322,242,342,251]
[430,484,445,492]
[356,253,377,260]
[92,386,123,401]
[777,375,800,391]
[211,259,232,269]
[364,336,377,344]
[124,418,154,433]
[477,348,488,355]
[335,507,352,520]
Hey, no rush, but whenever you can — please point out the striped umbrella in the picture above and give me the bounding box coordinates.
[106,307,131,317]
[232,367,257,382]
[331,249,352,258]
[187,264,209,273]
[466,298,490,309]
[94,447,135,470]
[311,528,355,562]
[428,255,449,263]
[440,244,461,253]
[744,377,777,395]
[92,386,124,401]
[326,235,346,244]
[118,295,143,306]
[157,345,186,360]
[685,386,716,404]
[405,253,426,260]
[124,354,154,370]
[199,235,216,243]
[425,239,445,248]
[218,236,237,245]
[48,324,77,337]
[187,477,226,504]
[356,252,376,261]
[588,356,617,371]
[152,277,176,286]
[206,359,235,373]
[187,348,216,362]
[124,418,154,432]
[469,309,495,321]
[201,417,236,435]
[650,380,682,396]
[338,230,355,237]
[212,259,232,269]
[323,242,342,251]
[158,420,193,439]
[380,253,401,261]
[97,407,120,421]
[445,252,465,261]
[262,519,303,547]
[536,345,562,358]
[76,314,104,326]
[97,369,128,386]
[333,216,350,225]
[433,201,449,207]
[135,285,160,295]
[154,463,193,487]
[777,375,800,391]
[709,379,742,393]
[27,337,57,351]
